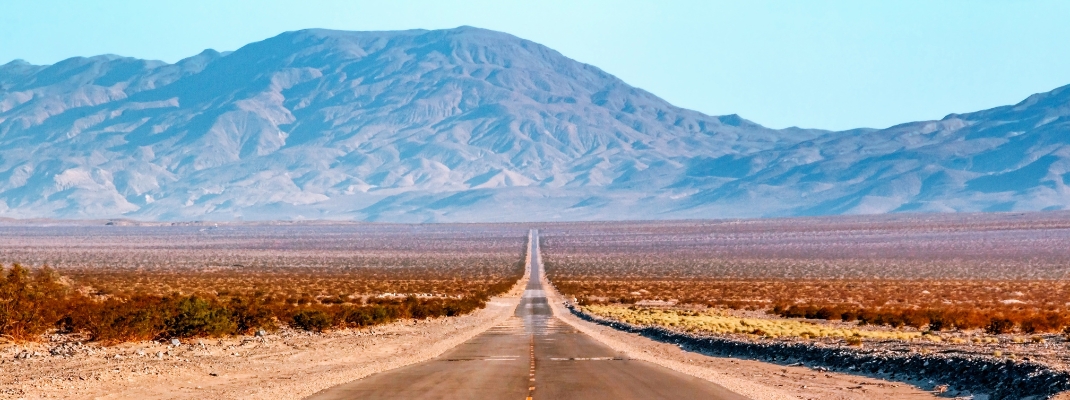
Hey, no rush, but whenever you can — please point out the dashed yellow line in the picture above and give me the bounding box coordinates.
[527,334,536,399]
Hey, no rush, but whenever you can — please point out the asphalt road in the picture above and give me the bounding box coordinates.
[307,230,747,400]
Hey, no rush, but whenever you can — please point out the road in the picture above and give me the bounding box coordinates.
[307,230,747,400]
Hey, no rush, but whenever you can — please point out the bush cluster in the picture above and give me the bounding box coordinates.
[1,262,521,343]
[64,294,262,343]
[555,277,1070,332]
[770,304,1070,334]
[0,264,68,341]
[289,294,496,332]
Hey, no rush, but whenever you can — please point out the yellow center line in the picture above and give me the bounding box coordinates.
[526,334,536,399]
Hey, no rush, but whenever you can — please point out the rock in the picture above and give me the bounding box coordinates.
[255,330,267,337]
[49,344,77,357]
[171,338,181,346]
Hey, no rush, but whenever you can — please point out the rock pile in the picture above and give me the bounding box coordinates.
[48,343,81,357]
[13,350,41,359]
[567,303,1070,399]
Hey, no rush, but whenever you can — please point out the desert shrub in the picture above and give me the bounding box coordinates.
[554,275,1070,333]
[1020,313,1066,334]
[337,305,393,327]
[441,299,467,317]
[319,296,346,305]
[229,294,277,334]
[761,304,1051,333]
[292,309,333,332]
[70,294,238,342]
[927,313,948,331]
[0,264,68,341]
[71,295,170,343]
[163,295,235,338]
[901,310,931,329]
[985,318,1016,334]
[940,309,989,331]
[408,298,444,319]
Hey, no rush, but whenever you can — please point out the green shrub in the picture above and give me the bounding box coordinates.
[292,309,333,332]
[164,296,235,338]
[338,305,392,327]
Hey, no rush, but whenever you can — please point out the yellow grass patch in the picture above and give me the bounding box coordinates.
[584,304,922,342]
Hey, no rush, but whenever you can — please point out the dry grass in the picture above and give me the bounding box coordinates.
[584,304,920,342]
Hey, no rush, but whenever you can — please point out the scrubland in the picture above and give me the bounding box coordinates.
[0,223,525,344]
[541,212,1070,367]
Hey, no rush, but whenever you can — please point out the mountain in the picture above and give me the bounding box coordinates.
[689,85,1070,217]
[0,27,1067,222]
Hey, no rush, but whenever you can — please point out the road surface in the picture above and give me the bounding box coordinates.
[307,230,747,400]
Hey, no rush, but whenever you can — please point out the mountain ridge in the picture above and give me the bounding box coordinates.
[0,27,1067,222]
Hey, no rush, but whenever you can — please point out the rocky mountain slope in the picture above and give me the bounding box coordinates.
[0,27,1067,221]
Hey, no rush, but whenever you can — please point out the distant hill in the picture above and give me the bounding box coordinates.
[0,27,1067,222]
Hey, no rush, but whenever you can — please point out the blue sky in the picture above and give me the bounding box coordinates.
[2,0,1068,131]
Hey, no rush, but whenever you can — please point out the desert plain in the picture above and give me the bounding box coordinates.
[2,212,1070,399]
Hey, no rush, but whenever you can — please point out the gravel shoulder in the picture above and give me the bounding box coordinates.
[0,275,529,400]
[541,276,941,400]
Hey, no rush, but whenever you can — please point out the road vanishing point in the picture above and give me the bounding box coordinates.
[308,230,747,400]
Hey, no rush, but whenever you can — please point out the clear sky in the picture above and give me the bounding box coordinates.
[2,0,1068,131]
